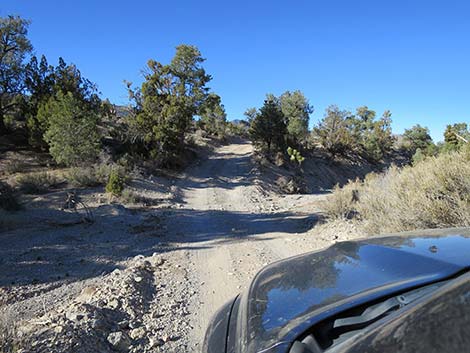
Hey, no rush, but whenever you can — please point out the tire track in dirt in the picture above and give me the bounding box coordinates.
[162,140,326,350]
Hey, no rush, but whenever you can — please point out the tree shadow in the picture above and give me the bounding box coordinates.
[176,153,255,192]
[163,208,318,243]
[0,205,317,288]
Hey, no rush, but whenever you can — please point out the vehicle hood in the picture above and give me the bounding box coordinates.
[234,228,470,353]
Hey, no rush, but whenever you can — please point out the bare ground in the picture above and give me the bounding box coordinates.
[0,140,360,352]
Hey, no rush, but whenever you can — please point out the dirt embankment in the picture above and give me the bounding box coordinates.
[0,140,360,352]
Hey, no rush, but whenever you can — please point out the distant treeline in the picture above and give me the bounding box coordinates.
[1,15,468,170]
[247,95,470,165]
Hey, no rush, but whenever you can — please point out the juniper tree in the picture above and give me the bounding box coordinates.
[280,90,313,144]
[403,124,433,154]
[0,15,32,134]
[313,105,354,157]
[249,95,287,151]
[127,45,212,164]
[25,56,101,148]
[40,92,101,166]
[200,93,227,136]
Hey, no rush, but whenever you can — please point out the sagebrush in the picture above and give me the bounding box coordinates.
[0,308,18,353]
[325,150,470,234]
[16,172,59,194]
[67,163,127,188]
[67,167,102,187]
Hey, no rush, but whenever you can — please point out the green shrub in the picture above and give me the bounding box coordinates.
[0,182,20,211]
[327,151,470,234]
[40,92,101,166]
[287,147,305,165]
[105,170,126,196]
[66,163,128,188]
[16,172,59,194]
[411,148,425,165]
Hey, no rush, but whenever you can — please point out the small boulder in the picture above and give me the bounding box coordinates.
[150,255,165,267]
[107,331,131,351]
[129,327,146,340]
[75,286,98,304]
[107,298,120,310]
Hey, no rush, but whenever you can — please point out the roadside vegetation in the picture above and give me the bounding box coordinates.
[245,85,470,234]
[325,144,470,234]
[1,13,470,238]
[0,15,243,211]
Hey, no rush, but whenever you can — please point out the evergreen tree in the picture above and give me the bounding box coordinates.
[127,45,211,164]
[403,124,433,154]
[25,56,101,148]
[41,92,100,166]
[249,96,287,151]
[313,105,355,157]
[443,123,469,151]
[0,15,32,134]
[24,55,54,147]
[199,93,227,136]
[279,90,312,144]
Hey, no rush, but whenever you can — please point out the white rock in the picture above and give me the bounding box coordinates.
[65,312,83,321]
[108,298,120,309]
[129,327,146,340]
[75,286,98,304]
[107,331,130,351]
[133,255,145,261]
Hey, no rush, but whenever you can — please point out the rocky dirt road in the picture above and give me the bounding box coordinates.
[163,140,328,351]
[1,140,339,353]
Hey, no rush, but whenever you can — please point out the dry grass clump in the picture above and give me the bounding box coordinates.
[120,188,158,206]
[120,188,143,204]
[326,151,470,234]
[0,309,18,353]
[66,163,127,187]
[3,158,28,175]
[323,179,362,220]
[16,172,59,194]
[67,166,101,187]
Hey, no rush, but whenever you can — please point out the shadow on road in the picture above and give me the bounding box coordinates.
[164,209,318,242]
[0,205,319,288]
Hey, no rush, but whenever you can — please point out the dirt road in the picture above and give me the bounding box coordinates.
[1,140,334,353]
[164,140,327,350]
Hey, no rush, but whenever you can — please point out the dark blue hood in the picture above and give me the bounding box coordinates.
[233,228,470,353]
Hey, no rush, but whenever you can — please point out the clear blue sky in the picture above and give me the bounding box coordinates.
[3,0,470,141]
